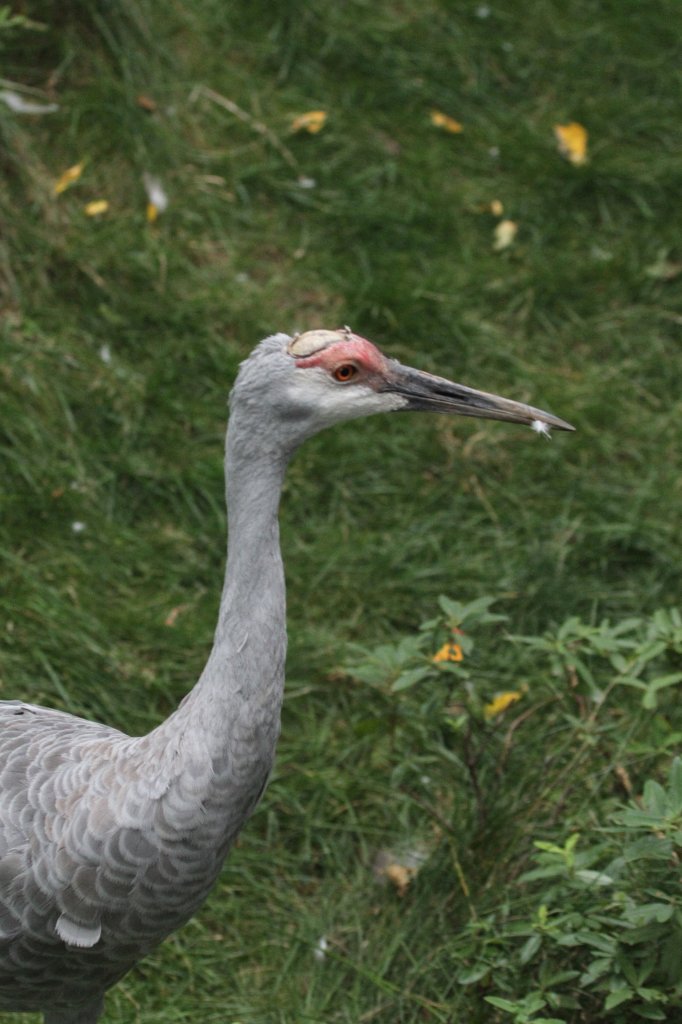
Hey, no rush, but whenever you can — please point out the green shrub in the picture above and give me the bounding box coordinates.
[344,601,682,1022]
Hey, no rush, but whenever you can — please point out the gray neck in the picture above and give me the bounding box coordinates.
[217,414,290,663]
[152,408,292,764]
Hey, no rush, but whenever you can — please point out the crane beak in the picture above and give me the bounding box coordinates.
[383,362,575,432]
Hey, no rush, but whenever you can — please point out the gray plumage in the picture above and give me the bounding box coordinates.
[0,329,573,1022]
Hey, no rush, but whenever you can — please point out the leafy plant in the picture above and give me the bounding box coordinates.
[485,992,565,1024]
[513,608,682,711]
[495,759,682,1021]
[343,601,682,1022]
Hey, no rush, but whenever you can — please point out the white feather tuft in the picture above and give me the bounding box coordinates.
[143,173,169,212]
[531,419,552,439]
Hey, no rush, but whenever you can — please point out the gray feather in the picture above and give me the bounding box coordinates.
[0,335,295,1021]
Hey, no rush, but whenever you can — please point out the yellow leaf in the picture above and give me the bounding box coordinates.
[146,202,159,223]
[430,109,463,134]
[489,198,504,217]
[374,845,428,895]
[433,641,463,664]
[493,219,518,251]
[84,199,109,217]
[54,162,84,195]
[291,110,327,134]
[384,863,415,898]
[554,122,588,166]
[484,690,523,720]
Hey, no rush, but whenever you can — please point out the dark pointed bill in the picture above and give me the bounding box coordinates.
[382,362,575,432]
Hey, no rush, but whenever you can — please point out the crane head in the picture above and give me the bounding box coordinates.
[231,328,574,445]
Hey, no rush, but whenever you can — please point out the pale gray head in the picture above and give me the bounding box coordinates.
[230,328,574,455]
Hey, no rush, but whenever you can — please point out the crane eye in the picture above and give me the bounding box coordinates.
[333,363,358,383]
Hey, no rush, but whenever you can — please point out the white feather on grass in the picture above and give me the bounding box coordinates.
[0,90,59,114]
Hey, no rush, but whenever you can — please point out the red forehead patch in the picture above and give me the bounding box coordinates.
[294,333,387,373]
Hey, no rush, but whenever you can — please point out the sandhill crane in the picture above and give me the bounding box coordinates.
[0,329,573,1023]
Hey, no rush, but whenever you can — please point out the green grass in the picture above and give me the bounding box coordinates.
[2,0,682,1021]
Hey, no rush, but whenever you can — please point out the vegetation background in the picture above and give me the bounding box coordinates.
[1,1,681,1021]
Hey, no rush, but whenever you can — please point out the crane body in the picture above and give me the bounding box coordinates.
[0,329,573,1022]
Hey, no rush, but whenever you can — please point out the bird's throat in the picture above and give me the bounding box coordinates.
[155,423,291,819]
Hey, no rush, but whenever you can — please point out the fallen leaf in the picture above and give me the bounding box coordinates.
[84,200,109,217]
[484,690,523,719]
[489,198,504,217]
[373,845,428,896]
[614,764,633,796]
[291,110,327,134]
[136,94,157,112]
[493,219,518,251]
[54,162,85,195]
[384,863,415,897]
[430,109,463,134]
[554,122,588,166]
[164,604,189,627]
